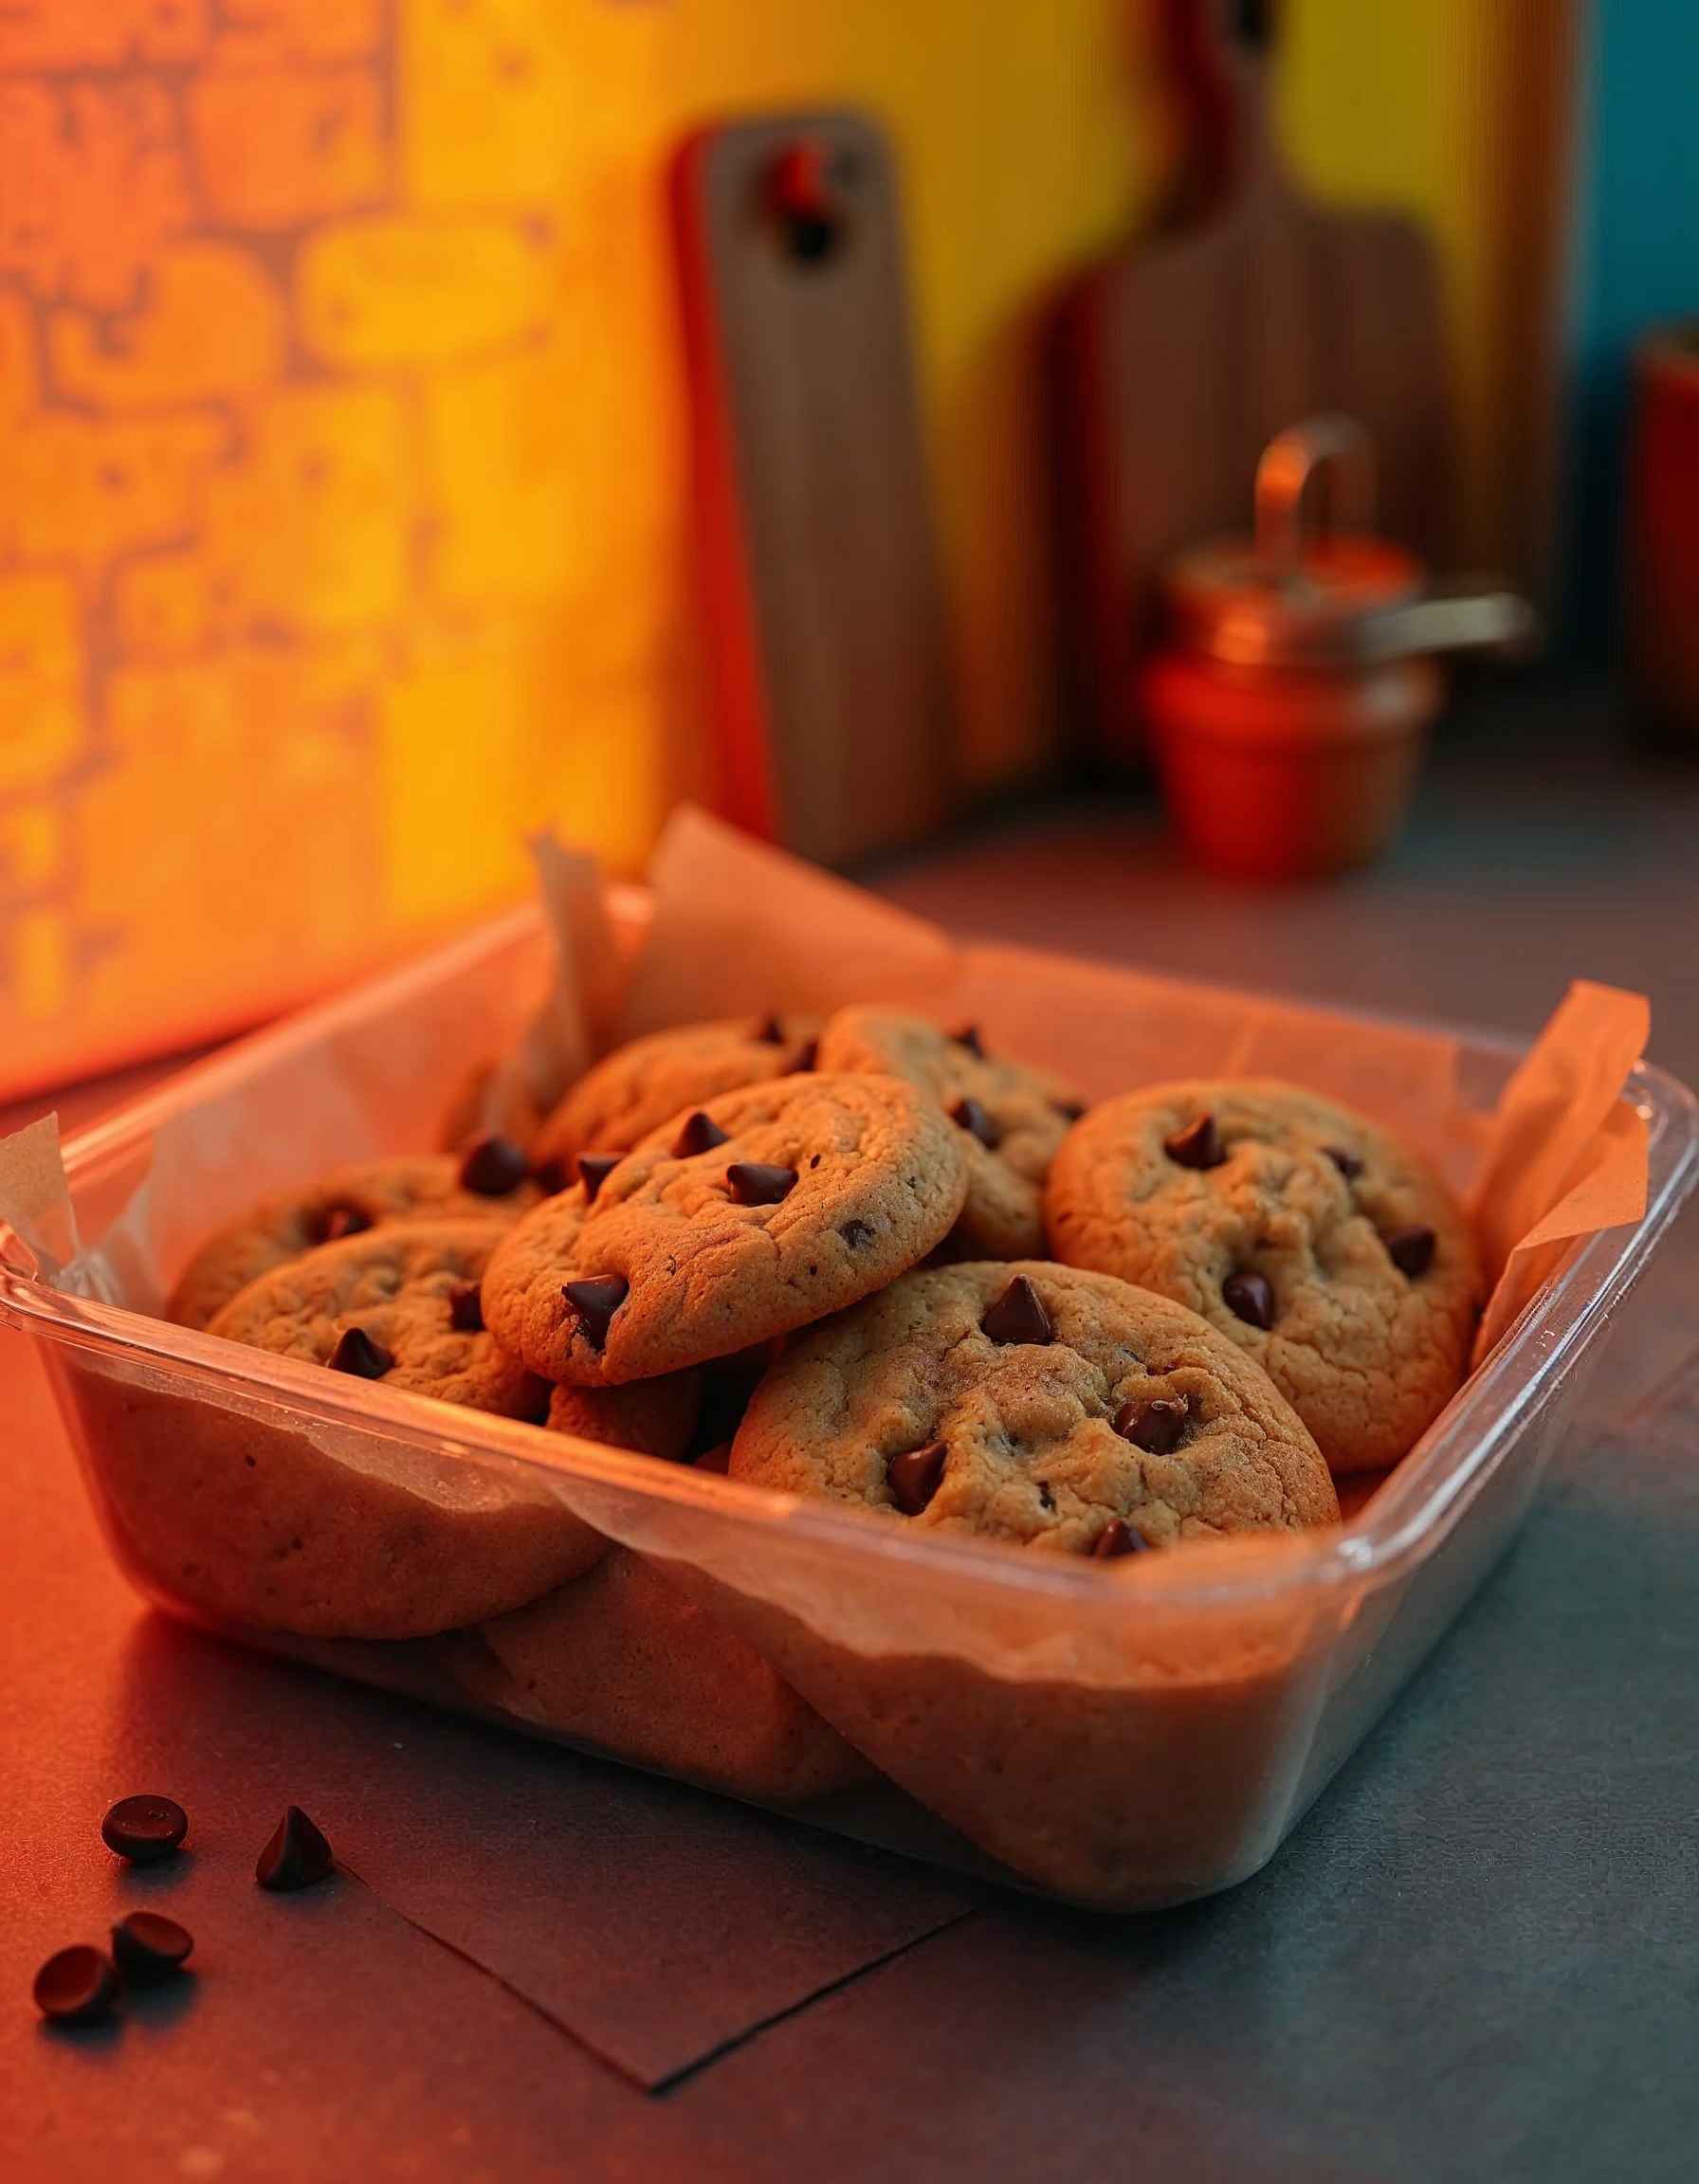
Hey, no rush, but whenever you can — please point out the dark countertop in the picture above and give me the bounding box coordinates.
[5,688,1697,2182]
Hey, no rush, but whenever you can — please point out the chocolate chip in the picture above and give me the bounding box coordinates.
[111,1912,193,1987]
[790,1037,819,1072]
[1113,1394,1188,1454]
[256,1806,335,1892]
[530,1157,570,1196]
[458,1132,530,1197]
[328,1325,393,1378]
[726,1161,798,1206]
[100,1794,188,1865]
[576,1151,622,1205]
[1054,1099,1087,1122]
[1223,1270,1274,1329]
[563,1275,628,1349]
[949,1095,1003,1150]
[672,1109,730,1158]
[951,1023,985,1058]
[314,1200,373,1246]
[751,1013,785,1045]
[1164,1114,1225,1170]
[839,1218,874,1248]
[33,1945,118,2026]
[981,1274,1052,1345]
[1385,1224,1436,1278]
[1324,1144,1363,1181]
[1091,1519,1148,1560]
[448,1281,484,1333]
[886,1442,946,1515]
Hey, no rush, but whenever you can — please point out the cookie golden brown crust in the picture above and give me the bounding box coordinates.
[1044,1080,1482,1473]
[545,1374,703,1464]
[816,1008,1080,1258]
[466,1552,867,1803]
[729,1259,1337,1551]
[169,1151,539,1332]
[483,1073,970,1385]
[437,1059,548,1156]
[530,1015,821,1174]
[209,1221,552,1422]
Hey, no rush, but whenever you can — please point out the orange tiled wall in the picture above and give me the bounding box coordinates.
[0,1,1153,1094]
[0,2,1544,1097]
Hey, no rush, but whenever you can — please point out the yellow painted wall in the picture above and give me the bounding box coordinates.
[0,0,1529,1093]
[1280,0,1510,573]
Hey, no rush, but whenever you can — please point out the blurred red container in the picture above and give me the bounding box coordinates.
[1627,328,1699,742]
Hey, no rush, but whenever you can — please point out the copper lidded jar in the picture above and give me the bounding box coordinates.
[1140,416,1534,880]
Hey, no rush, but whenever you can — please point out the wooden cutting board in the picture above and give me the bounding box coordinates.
[1060,0,1452,761]
[672,110,953,866]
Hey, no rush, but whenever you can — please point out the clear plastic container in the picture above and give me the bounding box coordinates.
[5,901,1694,1909]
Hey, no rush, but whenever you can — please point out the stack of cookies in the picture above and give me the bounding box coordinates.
[157,1008,1485,1855]
[173,1010,1483,1563]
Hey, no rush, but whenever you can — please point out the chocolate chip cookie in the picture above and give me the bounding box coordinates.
[209,1221,553,1422]
[815,1009,1081,1258]
[461,1552,866,1803]
[529,1015,821,1181]
[438,1058,548,1156]
[1044,1080,1482,1473]
[730,1260,1337,1551]
[547,1374,703,1465]
[484,1073,969,1385]
[169,1142,540,1332]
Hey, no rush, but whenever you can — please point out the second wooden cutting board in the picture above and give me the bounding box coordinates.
[1061,0,1452,760]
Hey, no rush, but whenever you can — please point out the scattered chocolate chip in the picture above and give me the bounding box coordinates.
[458,1132,530,1197]
[751,1013,785,1045]
[950,1023,985,1058]
[1385,1224,1436,1278]
[1113,1394,1189,1454]
[563,1275,628,1349]
[790,1038,819,1072]
[1091,1519,1149,1560]
[1037,1481,1056,1513]
[328,1325,393,1378]
[314,1200,373,1246]
[530,1157,570,1197]
[111,1913,193,1987]
[33,1945,118,2027]
[839,1218,874,1248]
[1324,1144,1363,1181]
[1223,1270,1274,1329]
[1164,1114,1225,1170]
[887,1442,946,1515]
[100,1794,188,1865]
[672,1109,730,1158]
[1054,1099,1087,1122]
[576,1152,622,1205]
[949,1096,1003,1150]
[981,1274,1052,1345]
[255,1806,335,1892]
[726,1161,798,1206]
[448,1281,484,1333]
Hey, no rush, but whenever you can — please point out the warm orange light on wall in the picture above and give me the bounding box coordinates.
[0,1,1545,1100]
